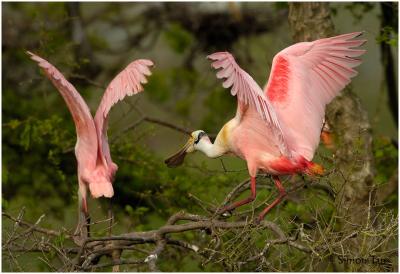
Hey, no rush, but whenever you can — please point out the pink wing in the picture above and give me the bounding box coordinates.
[207,52,290,156]
[27,51,98,159]
[94,59,154,168]
[264,32,366,160]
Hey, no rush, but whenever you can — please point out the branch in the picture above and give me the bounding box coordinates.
[110,115,217,144]
[3,209,309,271]
[2,212,70,239]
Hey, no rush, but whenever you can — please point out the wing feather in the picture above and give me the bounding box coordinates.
[94,59,154,167]
[27,51,98,159]
[264,32,366,160]
[97,59,154,119]
[207,52,290,156]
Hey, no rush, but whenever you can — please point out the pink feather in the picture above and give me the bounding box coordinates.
[264,31,366,159]
[207,52,290,156]
[27,51,98,161]
[94,59,154,172]
[202,33,365,220]
[28,51,154,200]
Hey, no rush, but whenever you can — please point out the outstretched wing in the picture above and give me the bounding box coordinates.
[28,51,98,160]
[264,32,366,160]
[94,59,154,167]
[207,52,290,156]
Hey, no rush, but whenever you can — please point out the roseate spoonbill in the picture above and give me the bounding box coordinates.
[28,51,153,239]
[165,32,366,222]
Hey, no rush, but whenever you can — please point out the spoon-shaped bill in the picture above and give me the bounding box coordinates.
[164,138,194,168]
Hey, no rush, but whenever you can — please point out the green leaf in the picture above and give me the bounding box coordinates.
[376,26,398,47]
[136,206,149,216]
[125,205,134,215]
[8,119,22,129]
[20,122,32,150]
[54,232,65,247]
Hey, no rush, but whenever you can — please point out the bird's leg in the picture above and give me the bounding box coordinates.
[257,176,286,222]
[108,197,114,236]
[84,198,91,238]
[74,191,90,245]
[218,176,257,215]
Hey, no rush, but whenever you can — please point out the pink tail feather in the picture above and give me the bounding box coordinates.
[88,180,114,198]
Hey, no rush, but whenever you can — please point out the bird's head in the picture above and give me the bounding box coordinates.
[164,130,209,168]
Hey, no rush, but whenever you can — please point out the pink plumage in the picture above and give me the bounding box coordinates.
[27,51,153,208]
[205,32,366,221]
[207,52,290,156]
[264,31,366,160]
[94,59,154,180]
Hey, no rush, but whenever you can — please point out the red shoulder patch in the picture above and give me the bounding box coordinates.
[266,55,290,102]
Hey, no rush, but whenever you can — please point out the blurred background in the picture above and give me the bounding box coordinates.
[2,2,398,271]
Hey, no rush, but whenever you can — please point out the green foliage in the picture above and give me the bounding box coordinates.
[145,67,201,118]
[4,115,73,152]
[201,86,236,132]
[145,71,170,102]
[373,137,398,205]
[112,137,241,220]
[376,26,398,47]
[164,23,194,53]
[3,114,75,214]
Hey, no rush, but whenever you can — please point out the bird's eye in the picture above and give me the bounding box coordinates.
[194,132,206,144]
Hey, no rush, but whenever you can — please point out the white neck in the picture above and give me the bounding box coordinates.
[196,139,226,158]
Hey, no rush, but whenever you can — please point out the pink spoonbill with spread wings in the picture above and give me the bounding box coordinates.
[28,51,153,239]
[165,32,366,222]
